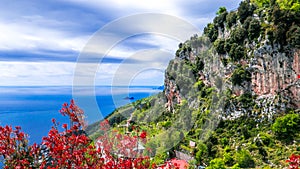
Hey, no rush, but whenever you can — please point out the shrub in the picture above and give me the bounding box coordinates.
[204,23,219,42]
[223,151,235,166]
[238,1,256,23]
[0,100,161,169]
[277,0,300,11]
[248,18,261,40]
[231,66,251,85]
[226,12,238,28]
[214,10,228,30]
[195,142,208,163]
[286,154,300,169]
[224,39,233,53]
[253,0,272,7]
[272,113,300,139]
[237,92,255,108]
[232,163,241,169]
[216,7,227,15]
[287,24,300,48]
[207,158,226,169]
[259,132,274,147]
[235,149,255,168]
[214,38,226,54]
[231,27,247,44]
[192,57,205,74]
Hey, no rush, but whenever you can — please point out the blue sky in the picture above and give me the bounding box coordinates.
[0,0,242,86]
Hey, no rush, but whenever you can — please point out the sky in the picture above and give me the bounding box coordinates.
[0,0,242,86]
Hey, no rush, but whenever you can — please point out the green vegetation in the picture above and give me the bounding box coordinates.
[235,149,255,168]
[87,0,300,168]
[276,0,300,11]
[272,113,300,140]
[238,1,256,23]
[205,0,300,56]
[207,158,226,169]
[231,66,251,86]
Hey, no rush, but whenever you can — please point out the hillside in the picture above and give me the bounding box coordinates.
[87,0,300,168]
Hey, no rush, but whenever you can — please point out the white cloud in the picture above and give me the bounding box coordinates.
[72,48,174,86]
[103,34,178,59]
[66,0,181,16]
[0,55,170,86]
[0,61,75,86]
[0,21,88,52]
[0,0,242,86]
[66,0,242,28]
[77,13,201,64]
[0,0,242,54]
[100,49,174,86]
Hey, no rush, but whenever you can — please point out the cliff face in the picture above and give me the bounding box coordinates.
[164,37,222,113]
[164,0,300,117]
[165,43,299,114]
[88,1,300,168]
[251,49,299,107]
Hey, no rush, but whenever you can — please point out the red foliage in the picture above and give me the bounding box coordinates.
[59,99,86,130]
[0,100,177,168]
[287,154,300,169]
[140,131,147,139]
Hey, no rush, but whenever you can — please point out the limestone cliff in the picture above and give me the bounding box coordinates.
[87,1,300,168]
[163,0,300,122]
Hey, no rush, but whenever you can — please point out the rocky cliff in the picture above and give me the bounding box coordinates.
[163,0,300,122]
[165,39,299,122]
[88,0,300,168]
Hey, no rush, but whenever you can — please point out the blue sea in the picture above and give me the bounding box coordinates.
[0,86,162,144]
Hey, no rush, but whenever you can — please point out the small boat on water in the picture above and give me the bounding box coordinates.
[124,96,134,100]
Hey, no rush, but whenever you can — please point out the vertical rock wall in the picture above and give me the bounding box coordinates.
[251,49,300,107]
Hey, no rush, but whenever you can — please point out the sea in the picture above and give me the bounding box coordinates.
[0,86,162,144]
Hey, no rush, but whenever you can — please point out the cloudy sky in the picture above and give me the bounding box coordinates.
[0,0,242,86]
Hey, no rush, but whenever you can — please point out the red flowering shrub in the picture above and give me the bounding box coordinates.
[97,120,149,162]
[140,131,147,139]
[0,100,177,168]
[287,154,300,169]
[59,99,86,130]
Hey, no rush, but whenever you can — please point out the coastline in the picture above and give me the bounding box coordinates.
[0,86,163,144]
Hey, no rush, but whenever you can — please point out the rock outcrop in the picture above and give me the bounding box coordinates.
[251,49,300,107]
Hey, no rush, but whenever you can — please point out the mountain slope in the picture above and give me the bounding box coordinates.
[87,0,300,168]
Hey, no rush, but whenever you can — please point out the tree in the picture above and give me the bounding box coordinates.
[231,66,251,85]
[253,0,272,7]
[248,18,261,40]
[276,0,300,11]
[204,23,218,42]
[231,27,247,44]
[238,1,256,23]
[229,43,246,62]
[226,12,237,28]
[214,7,228,30]
[216,7,227,15]
[214,38,226,54]
[287,24,300,48]
[272,113,300,140]
[0,100,166,169]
